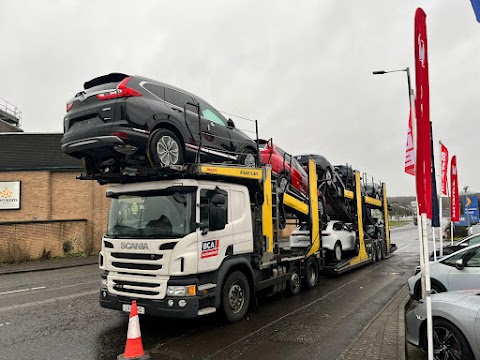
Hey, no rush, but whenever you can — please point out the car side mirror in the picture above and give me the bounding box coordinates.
[209,206,226,231]
[455,259,464,270]
[227,118,235,128]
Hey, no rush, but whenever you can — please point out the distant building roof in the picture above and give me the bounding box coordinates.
[0,133,83,171]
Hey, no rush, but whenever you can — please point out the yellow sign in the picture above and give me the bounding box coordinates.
[466,196,472,208]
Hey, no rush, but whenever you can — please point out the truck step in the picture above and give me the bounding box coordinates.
[198,307,217,316]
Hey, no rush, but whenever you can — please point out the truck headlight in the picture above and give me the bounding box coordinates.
[101,279,108,289]
[167,285,196,297]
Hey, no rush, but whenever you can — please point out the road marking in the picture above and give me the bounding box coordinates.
[0,290,98,313]
[0,286,46,296]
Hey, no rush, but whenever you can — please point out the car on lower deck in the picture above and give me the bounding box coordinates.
[290,221,356,261]
[61,73,258,175]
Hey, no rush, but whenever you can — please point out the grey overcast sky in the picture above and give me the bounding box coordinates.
[0,0,479,196]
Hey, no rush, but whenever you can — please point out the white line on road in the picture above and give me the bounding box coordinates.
[0,290,98,313]
[0,286,46,296]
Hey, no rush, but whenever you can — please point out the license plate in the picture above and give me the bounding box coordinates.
[122,304,145,315]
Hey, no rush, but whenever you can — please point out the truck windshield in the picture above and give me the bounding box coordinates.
[106,190,195,239]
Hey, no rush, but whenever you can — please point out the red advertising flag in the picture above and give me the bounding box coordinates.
[414,8,432,218]
[450,155,460,222]
[405,108,415,176]
[440,142,449,195]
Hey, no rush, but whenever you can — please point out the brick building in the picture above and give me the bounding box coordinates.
[0,133,110,263]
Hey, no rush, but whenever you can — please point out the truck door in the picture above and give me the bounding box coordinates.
[197,187,234,273]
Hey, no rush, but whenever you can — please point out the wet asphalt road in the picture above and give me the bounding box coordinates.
[0,224,422,360]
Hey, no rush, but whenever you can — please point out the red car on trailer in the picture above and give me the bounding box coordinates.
[258,139,308,195]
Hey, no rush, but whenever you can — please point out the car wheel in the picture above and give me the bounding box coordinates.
[334,241,342,261]
[324,167,333,187]
[277,172,290,193]
[426,318,474,360]
[240,148,256,167]
[221,271,250,323]
[149,129,184,167]
[304,257,318,289]
[285,265,301,296]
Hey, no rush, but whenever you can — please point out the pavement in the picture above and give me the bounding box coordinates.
[0,256,417,360]
[0,254,98,275]
[338,285,411,360]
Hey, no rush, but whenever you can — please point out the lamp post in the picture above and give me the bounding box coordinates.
[372,66,425,278]
[372,68,412,107]
[373,66,435,360]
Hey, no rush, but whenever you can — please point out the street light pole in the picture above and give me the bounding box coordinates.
[373,67,425,295]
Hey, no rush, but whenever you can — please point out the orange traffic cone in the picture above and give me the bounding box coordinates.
[118,301,151,360]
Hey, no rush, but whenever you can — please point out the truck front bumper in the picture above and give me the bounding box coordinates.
[100,290,201,319]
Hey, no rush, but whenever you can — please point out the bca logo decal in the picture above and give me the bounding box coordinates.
[201,240,219,259]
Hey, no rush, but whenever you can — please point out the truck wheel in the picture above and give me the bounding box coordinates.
[304,257,318,290]
[221,271,250,323]
[376,242,383,261]
[371,242,377,263]
[381,241,387,258]
[285,265,301,296]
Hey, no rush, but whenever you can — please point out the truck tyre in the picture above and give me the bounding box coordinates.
[381,241,387,259]
[221,271,250,323]
[304,257,318,290]
[149,129,184,167]
[285,265,301,296]
[371,242,377,263]
[377,242,383,261]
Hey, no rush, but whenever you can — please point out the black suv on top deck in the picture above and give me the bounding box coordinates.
[61,73,258,174]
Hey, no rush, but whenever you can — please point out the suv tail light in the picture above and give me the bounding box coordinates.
[96,77,142,101]
[66,101,74,112]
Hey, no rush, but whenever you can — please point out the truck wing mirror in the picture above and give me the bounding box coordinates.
[211,193,226,206]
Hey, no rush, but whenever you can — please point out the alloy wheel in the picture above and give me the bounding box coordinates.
[432,326,462,360]
[156,135,180,166]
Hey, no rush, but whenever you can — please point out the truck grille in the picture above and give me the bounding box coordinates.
[105,241,173,300]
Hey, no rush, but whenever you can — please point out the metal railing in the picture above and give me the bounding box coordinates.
[0,97,22,125]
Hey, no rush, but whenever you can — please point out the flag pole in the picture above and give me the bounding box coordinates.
[408,68,426,298]
[439,141,443,256]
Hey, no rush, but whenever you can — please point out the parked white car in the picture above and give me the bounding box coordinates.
[322,221,356,261]
[290,221,355,261]
[408,242,480,300]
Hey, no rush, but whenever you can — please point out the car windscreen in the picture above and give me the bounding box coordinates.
[106,189,195,239]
